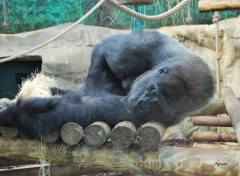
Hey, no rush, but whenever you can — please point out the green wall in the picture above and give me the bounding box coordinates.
[0,0,239,34]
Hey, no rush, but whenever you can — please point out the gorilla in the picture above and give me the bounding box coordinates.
[0,31,214,139]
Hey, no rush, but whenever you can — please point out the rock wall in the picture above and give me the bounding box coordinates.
[0,17,240,95]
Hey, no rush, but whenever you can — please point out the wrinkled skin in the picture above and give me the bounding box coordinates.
[0,31,214,139]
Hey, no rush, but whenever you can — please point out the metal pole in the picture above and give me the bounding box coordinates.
[2,0,9,28]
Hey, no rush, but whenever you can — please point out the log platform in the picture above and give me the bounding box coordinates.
[1,88,240,175]
[0,137,239,176]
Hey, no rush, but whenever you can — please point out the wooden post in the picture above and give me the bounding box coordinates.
[223,87,240,143]
[192,116,232,127]
[198,0,240,12]
[192,131,237,142]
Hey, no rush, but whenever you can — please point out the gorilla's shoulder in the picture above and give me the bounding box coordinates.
[101,31,170,47]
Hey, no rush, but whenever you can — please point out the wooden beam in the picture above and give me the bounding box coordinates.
[0,138,240,175]
[192,131,238,142]
[192,116,232,127]
[223,87,240,143]
[198,0,240,12]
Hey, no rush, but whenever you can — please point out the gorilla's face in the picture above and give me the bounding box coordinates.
[125,66,192,126]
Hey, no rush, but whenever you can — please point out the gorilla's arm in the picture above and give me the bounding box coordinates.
[0,95,132,139]
[79,32,161,96]
[50,87,72,96]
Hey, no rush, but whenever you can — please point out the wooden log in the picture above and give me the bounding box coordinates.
[0,137,240,175]
[223,87,240,143]
[42,130,60,143]
[0,127,18,138]
[198,0,240,12]
[0,99,18,138]
[193,142,240,151]
[110,121,136,149]
[192,116,232,127]
[60,122,83,145]
[192,131,237,142]
[83,122,110,147]
[137,122,166,151]
[0,99,17,138]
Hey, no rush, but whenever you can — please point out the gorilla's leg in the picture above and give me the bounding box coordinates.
[0,95,132,139]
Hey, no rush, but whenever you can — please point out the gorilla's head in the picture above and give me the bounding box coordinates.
[125,58,215,126]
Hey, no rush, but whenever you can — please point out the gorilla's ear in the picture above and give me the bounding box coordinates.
[157,67,168,74]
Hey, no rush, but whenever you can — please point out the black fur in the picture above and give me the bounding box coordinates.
[0,31,214,139]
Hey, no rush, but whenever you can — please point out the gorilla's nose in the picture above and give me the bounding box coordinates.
[132,97,146,112]
[135,99,143,109]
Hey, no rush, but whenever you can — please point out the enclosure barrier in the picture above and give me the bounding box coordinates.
[223,87,240,143]
[191,87,240,144]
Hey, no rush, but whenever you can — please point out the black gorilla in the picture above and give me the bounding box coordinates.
[0,31,214,139]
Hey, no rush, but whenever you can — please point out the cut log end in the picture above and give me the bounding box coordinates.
[60,122,83,145]
[110,121,137,149]
[0,127,18,138]
[42,130,60,143]
[83,122,110,147]
[137,122,166,151]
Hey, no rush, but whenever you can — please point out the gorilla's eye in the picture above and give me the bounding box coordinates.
[119,74,127,80]
[147,85,157,96]
[122,75,127,80]
[158,67,167,74]
[162,89,172,98]
[151,89,157,96]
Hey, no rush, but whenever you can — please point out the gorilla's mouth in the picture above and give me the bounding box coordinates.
[126,95,176,117]
[127,97,163,115]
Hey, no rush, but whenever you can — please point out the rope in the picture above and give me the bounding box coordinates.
[0,0,189,64]
[213,12,221,99]
[108,0,189,22]
[185,1,192,23]
[0,0,107,64]
[2,0,9,27]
